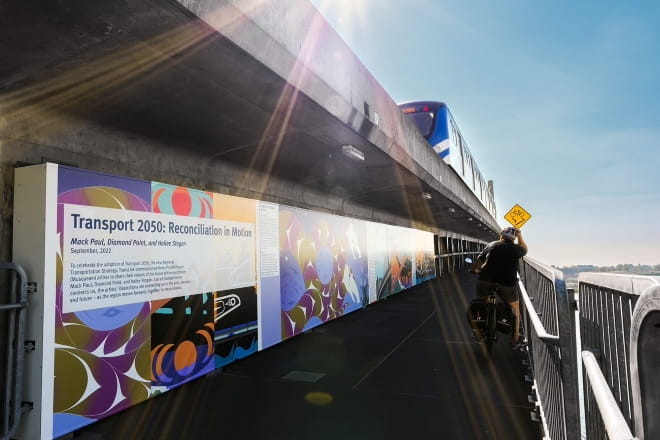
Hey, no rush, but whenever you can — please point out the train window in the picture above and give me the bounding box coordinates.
[450,121,458,145]
[405,111,434,138]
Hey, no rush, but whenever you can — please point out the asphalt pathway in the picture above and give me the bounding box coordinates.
[71,269,542,440]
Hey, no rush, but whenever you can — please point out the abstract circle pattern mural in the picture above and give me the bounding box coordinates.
[279,208,368,339]
[150,295,215,389]
[152,183,213,218]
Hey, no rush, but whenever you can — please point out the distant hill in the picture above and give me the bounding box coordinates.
[554,264,660,284]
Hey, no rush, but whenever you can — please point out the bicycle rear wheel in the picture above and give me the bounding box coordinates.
[485,300,497,357]
[485,337,493,357]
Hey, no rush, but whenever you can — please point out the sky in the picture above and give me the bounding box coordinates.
[309,0,660,267]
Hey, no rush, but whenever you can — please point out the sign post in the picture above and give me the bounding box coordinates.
[504,204,532,228]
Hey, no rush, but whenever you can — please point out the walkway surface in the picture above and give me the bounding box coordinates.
[70,270,541,440]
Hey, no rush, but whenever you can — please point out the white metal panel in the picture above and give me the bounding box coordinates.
[12,162,59,440]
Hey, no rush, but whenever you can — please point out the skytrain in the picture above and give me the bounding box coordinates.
[399,101,496,218]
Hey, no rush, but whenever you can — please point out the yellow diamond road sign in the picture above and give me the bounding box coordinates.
[504,204,532,228]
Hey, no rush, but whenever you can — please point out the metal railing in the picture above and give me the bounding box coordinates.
[519,257,580,440]
[579,273,659,440]
[582,351,637,440]
[437,236,484,275]
[0,263,29,440]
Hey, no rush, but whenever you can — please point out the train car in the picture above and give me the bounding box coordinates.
[399,101,497,218]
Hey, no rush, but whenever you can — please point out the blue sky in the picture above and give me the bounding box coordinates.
[309,0,660,267]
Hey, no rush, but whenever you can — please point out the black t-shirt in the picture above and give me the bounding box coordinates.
[477,240,527,286]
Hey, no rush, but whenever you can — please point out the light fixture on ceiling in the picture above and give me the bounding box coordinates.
[466,217,473,222]
[420,192,432,200]
[341,144,365,161]
[447,207,456,213]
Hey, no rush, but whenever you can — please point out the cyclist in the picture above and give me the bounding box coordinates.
[470,226,527,349]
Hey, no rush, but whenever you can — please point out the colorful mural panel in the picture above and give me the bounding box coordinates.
[149,183,217,392]
[152,183,213,218]
[211,194,259,365]
[415,230,437,284]
[369,223,414,300]
[54,171,152,437]
[151,293,215,392]
[256,201,282,350]
[211,193,257,291]
[214,286,258,367]
[368,222,389,302]
[279,207,368,339]
[388,226,414,295]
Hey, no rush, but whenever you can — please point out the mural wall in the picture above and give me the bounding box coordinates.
[15,164,436,439]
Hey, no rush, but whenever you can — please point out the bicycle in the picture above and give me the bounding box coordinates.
[465,258,516,358]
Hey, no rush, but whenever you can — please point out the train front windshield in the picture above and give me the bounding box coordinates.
[400,105,435,139]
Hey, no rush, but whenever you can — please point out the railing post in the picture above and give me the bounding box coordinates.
[554,274,581,440]
[519,257,581,440]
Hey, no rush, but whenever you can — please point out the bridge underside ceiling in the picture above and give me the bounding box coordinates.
[0,1,498,240]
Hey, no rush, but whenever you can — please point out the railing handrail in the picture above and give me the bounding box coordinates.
[523,255,565,284]
[582,351,638,440]
[520,256,581,440]
[578,273,660,296]
[517,278,560,346]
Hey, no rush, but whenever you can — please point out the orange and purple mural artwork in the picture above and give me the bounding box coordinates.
[150,293,215,391]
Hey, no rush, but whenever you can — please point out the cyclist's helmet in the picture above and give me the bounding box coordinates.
[500,227,519,241]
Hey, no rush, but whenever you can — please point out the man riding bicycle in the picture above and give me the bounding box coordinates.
[470,226,528,349]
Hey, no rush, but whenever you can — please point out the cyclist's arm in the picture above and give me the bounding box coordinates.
[477,241,498,262]
[470,258,486,273]
[517,230,528,254]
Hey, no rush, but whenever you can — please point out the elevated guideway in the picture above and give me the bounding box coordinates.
[0,0,498,243]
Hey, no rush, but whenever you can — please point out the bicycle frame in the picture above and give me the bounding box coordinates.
[484,291,499,356]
